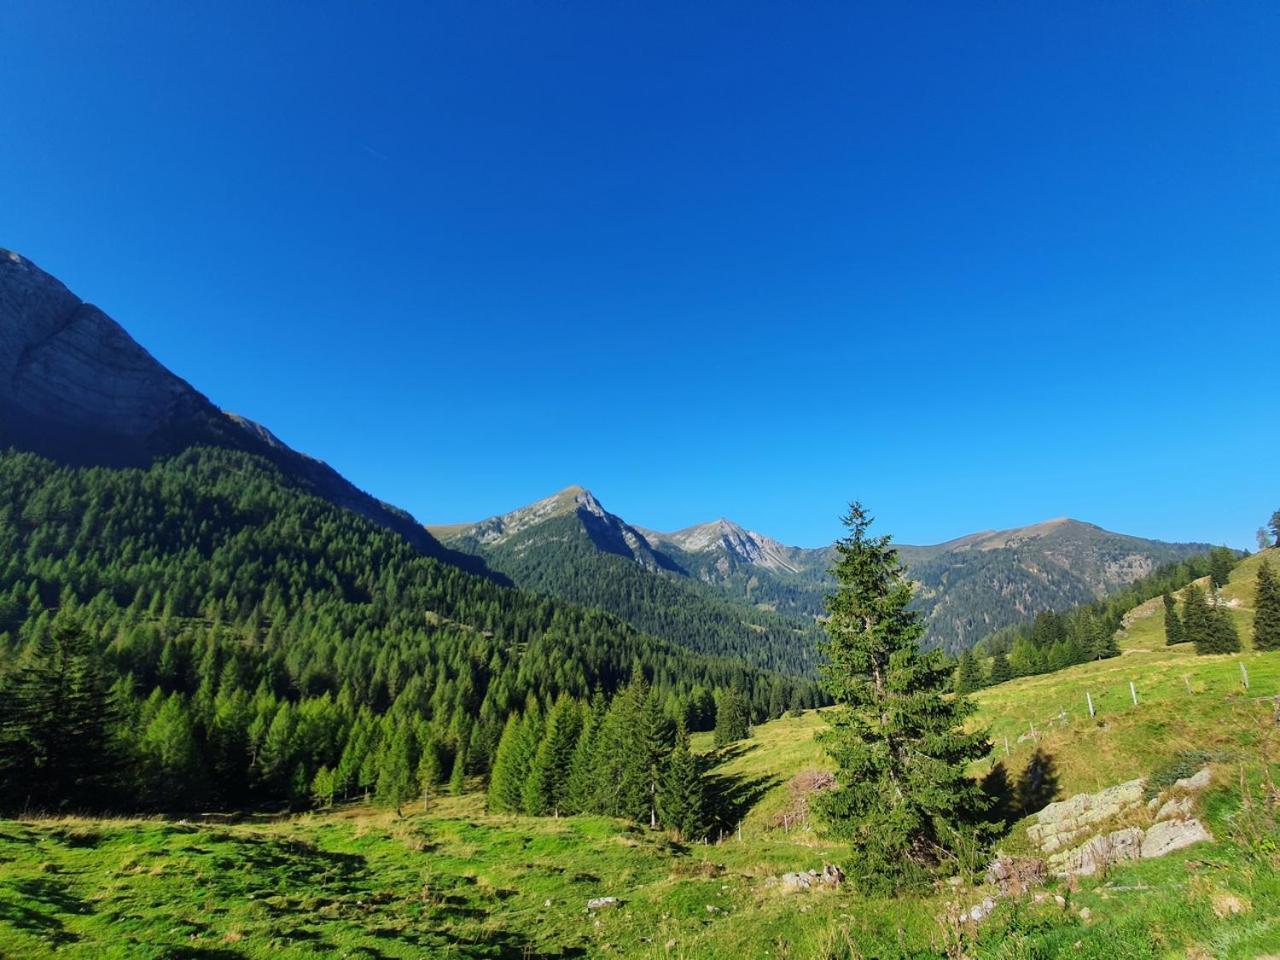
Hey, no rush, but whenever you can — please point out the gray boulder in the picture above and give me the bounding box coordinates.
[1140,819,1212,859]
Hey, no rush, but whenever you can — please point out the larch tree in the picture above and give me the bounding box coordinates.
[814,503,992,893]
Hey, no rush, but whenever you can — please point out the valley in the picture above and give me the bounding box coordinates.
[3,550,1276,958]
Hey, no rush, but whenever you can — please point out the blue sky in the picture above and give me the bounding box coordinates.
[3,2,1277,547]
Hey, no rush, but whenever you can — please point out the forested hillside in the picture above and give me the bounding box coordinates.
[437,492,826,676]
[0,447,820,813]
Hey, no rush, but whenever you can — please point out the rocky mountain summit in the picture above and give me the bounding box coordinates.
[0,249,443,556]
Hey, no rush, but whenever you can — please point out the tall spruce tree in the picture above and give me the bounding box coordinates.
[1203,588,1241,655]
[814,504,991,893]
[1181,584,1211,650]
[954,650,982,694]
[1255,561,1280,651]
[486,713,529,813]
[658,726,707,841]
[1162,593,1185,645]
[523,695,583,816]
[1209,547,1236,589]
[0,618,118,811]
[713,687,750,748]
[988,651,1013,685]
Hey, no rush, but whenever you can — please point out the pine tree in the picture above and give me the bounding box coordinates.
[988,651,1013,685]
[1270,509,1280,547]
[713,687,750,748]
[1162,593,1185,645]
[657,727,706,841]
[1255,561,1280,651]
[814,503,991,893]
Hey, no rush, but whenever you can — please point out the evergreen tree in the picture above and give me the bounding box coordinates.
[448,744,467,795]
[988,651,1012,685]
[564,691,606,813]
[376,721,418,816]
[658,727,706,841]
[713,687,750,748]
[1255,561,1280,651]
[814,504,991,893]
[1201,588,1240,655]
[487,713,531,813]
[1162,593,1185,645]
[0,618,118,811]
[1209,547,1236,589]
[1270,509,1280,547]
[417,738,445,810]
[523,695,582,816]
[954,650,981,694]
[1181,584,1211,649]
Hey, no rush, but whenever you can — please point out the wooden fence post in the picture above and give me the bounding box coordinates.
[1129,681,1138,706]
[1086,692,1095,718]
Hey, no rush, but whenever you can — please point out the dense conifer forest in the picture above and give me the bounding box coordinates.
[0,447,821,814]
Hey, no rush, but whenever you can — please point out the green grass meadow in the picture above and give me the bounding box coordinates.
[3,552,1278,958]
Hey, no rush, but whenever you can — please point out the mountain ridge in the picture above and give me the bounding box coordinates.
[432,489,1216,654]
[0,248,458,562]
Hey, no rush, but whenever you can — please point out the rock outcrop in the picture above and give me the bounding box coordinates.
[1027,767,1215,876]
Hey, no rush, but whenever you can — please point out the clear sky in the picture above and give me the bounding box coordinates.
[3,2,1277,548]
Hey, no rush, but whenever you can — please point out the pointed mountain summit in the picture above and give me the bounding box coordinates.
[430,485,670,571]
[0,248,444,556]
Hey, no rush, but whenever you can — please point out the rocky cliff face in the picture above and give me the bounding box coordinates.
[0,248,446,558]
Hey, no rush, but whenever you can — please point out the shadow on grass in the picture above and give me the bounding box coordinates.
[0,875,88,946]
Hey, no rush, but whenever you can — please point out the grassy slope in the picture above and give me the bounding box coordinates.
[3,552,1278,959]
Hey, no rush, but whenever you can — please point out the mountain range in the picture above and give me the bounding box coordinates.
[2,248,1215,669]
[431,489,1214,657]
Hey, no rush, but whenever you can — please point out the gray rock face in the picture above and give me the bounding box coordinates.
[1140,819,1213,859]
[1173,768,1212,792]
[1049,827,1144,876]
[1154,796,1194,822]
[0,250,445,558]
[1027,778,1145,854]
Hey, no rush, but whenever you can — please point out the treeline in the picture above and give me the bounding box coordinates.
[1165,555,1280,655]
[484,679,748,840]
[0,448,822,814]
[959,549,1236,690]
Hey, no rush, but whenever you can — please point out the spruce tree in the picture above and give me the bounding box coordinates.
[658,727,707,841]
[417,738,445,810]
[376,721,418,816]
[814,504,991,893]
[1209,547,1235,589]
[487,713,530,813]
[0,618,119,811]
[448,744,467,795]
[713,687,750,748]
[988,651,1013,685]
[1162,593,1185,645]
[1202,588,1241,655]
[954,650,981,694]
[1181,584,1211,650]
[564,691,606,813]
[1255,561,1280,651]
[523,695,583,816]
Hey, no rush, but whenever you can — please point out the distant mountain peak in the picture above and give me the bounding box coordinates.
[648,518,803,574]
